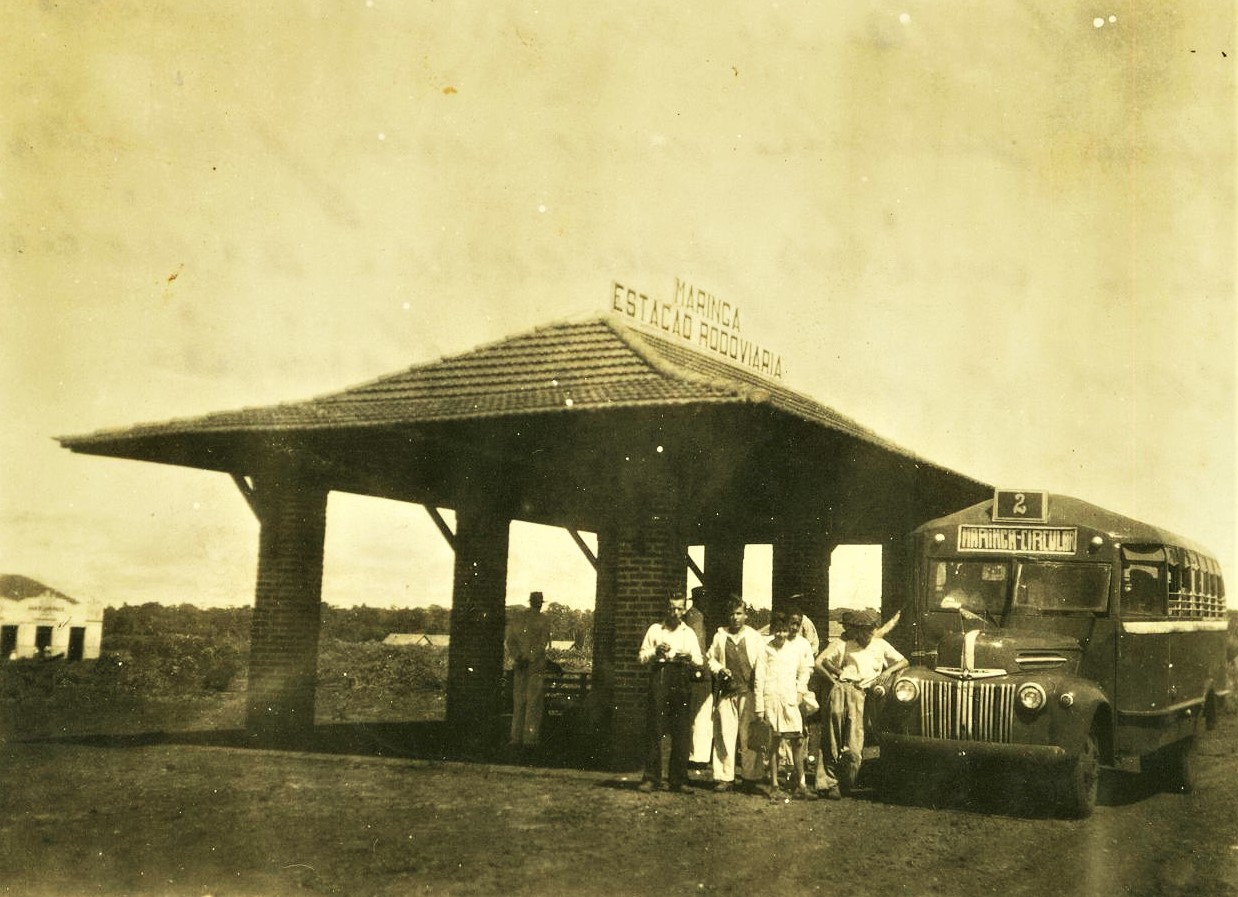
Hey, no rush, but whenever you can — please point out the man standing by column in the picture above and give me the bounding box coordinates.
[637,593,703,793]
[706,596,764,792]
[507,590,552,749]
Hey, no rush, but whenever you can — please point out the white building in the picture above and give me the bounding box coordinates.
[0,575,102,661]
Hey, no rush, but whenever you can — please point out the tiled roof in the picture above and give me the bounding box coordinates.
[0,575,76,603]
[58,317,978,482]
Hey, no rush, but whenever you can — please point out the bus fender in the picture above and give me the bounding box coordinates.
[1054,683,1112,763]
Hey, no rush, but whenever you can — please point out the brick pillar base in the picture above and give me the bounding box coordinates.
[445,504,510,757]
[245,475,328,744]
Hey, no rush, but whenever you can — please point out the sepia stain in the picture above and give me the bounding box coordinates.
[442,86,457,95]
[162,264,184,301]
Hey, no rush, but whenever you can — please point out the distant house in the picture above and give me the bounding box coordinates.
[382,633,450,647]
[0,575,103,661]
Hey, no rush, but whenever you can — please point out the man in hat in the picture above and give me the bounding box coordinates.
[813,607,907,799]
[507,590,552,748]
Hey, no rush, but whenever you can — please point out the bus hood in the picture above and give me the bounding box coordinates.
[933,629,1082,679]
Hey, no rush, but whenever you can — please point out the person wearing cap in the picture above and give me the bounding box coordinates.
[813,607,907,799]
[506,590,553,748]
[637,593,705,793]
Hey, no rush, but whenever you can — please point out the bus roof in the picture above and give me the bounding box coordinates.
[913,493,1219,562]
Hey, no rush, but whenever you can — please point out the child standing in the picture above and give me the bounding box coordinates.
[754,611,815,799]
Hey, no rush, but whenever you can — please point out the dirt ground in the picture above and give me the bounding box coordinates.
[2,707,1237,897]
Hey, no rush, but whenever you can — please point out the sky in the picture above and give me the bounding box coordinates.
[2,2,1233,612]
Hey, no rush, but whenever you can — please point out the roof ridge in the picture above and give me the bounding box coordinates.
[604,317,750,398]
[306,317,618,402]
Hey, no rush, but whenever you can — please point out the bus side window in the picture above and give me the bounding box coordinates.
[1122,563,1165,615]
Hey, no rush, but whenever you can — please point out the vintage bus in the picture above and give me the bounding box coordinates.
[879,490,1230,818]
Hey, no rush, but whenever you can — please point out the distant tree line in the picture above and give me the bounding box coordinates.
[103,601,596,647]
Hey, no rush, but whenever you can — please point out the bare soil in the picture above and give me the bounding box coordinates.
[2,701,1237,897]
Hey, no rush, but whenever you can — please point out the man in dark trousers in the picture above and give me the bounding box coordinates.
[636,593,704,793]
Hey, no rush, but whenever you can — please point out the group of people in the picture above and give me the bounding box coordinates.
[638,589,907,800]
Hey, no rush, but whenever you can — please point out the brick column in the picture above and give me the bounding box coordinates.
[607,464,687,768]
[445,503,510,756]
[881,533,912,630]
[585,525,619,764]
[245,473,328,743]
[702,539,744,635]
[771,531,832,629]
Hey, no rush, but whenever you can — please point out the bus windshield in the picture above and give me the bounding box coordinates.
[931,560,1010,620]
[1013,561,1110,613]
[931,559,1111,621]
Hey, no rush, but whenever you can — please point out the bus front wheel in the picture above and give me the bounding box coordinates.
[1059,728,1100,819]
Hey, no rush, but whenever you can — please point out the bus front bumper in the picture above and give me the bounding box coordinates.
[880,733,1069,766]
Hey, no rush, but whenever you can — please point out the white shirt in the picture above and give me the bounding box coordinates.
[753,637,812,715]
[638,621,704,665]
[705,625,763,676]
[817,636,906,685]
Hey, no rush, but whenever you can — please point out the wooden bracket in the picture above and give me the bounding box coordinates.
[567,529,598,570]
[425,506,456,550]
[231,473,261,521]
[686,554,704,585]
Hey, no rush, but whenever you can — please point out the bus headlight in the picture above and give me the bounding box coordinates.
[892,678,920,703]
[1017,682,1047,712]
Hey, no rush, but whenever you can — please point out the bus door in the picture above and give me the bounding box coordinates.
[1115,545,1170,718]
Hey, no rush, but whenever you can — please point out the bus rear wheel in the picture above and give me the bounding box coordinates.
[1059,728,1100,819]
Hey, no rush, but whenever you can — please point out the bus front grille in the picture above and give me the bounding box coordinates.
[919,680,1016,743]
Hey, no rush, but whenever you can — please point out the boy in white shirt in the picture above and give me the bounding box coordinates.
[755,612,815,799]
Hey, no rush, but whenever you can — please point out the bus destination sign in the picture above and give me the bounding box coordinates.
[992,489,1049,523]
[958,525,1078,555]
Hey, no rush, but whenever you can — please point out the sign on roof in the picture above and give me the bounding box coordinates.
[992,489,1049,523]
[610,278,783,380]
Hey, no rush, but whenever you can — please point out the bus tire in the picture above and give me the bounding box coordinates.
[1149,737,1197,794]
[1059,728,1100,819]
[876,753,907,804]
